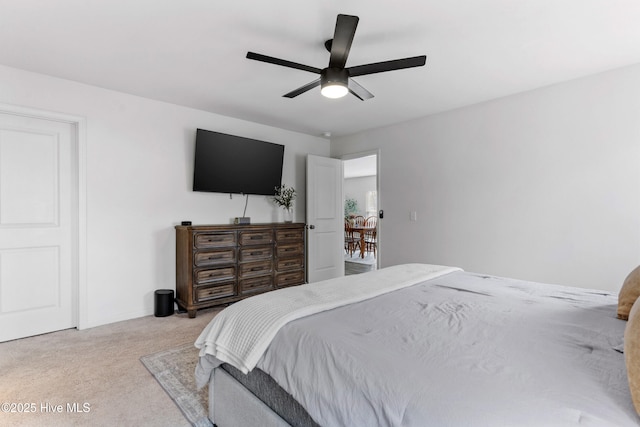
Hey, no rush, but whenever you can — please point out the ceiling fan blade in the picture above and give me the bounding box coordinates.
[247,52,322,74]
[348,78,374,101]
[283,78,321,98]
[348,55,426,77]
[329,14,359,69]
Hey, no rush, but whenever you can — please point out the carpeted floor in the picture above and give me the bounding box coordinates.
[0,306,221,427]
[140,343,212,427]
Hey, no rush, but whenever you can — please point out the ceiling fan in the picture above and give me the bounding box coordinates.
[246,14,427,100]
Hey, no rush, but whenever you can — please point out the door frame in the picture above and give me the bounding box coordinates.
[341,149,381,268]
[0,103,87,330]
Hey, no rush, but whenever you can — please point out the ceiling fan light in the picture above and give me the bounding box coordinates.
[321,83,348,98]
[320,67,349,99]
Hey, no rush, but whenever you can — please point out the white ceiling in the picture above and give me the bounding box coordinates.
[2,1,640,138]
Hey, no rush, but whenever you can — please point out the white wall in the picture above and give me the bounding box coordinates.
[332,64,640,291]
[344,176,376,217]
[0,65,329,328]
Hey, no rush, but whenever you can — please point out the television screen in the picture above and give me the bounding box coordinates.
[193,129,285,196]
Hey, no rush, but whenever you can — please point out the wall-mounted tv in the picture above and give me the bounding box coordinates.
[193,129,285,196]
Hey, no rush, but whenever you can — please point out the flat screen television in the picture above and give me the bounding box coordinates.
[192,129,285,196]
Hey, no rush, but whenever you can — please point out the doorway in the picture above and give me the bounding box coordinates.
[342,153,379,275]
[0,106,84,342]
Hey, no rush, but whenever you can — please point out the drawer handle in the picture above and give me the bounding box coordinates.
[250,267,263,271]
[250,251,263,256]
[206,271,228,277]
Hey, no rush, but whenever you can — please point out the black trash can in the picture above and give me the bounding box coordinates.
[154,289,175,317]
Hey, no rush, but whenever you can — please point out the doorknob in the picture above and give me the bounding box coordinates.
[307,224,315,229]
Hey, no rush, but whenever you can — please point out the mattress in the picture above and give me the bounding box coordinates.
[198,265,639,426]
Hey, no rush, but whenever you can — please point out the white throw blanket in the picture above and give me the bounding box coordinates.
[195,263,461,376]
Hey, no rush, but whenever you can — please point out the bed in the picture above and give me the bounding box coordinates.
[195,264,640,426]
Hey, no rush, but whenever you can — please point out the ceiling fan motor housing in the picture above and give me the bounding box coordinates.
[321,67,349,87]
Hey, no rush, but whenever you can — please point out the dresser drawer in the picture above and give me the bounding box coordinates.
[276,255,304,271]
[275,227,304,242]
[195,283,236,302]
[276,242,304,258]
[239,229,273,246]
[195,266,236,285]
[194,248,236,267]
[239,245,273,263]
[275,270,305,288]
[239,275,273,295]
[238,260,273,278]
[195,232,236,248]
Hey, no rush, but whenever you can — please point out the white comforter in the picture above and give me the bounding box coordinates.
[196,265,639,426]
[195,263,460,377]
[257,270,637,426]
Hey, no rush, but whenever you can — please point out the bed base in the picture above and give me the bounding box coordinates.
[210,368,291,427]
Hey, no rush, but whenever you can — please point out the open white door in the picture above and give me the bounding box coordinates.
[306,155,344,282]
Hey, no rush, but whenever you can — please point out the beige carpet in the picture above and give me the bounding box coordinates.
[0,306,221,427]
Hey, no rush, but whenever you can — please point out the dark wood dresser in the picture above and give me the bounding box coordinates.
[175,223,306,317]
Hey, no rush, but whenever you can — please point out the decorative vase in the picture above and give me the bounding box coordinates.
[283,208,293,223]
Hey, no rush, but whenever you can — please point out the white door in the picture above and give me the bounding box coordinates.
[306,155,344,282]
[0,112,76,342]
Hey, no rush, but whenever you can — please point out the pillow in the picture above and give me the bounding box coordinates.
[625,299,640,415]
[618,266,640,320]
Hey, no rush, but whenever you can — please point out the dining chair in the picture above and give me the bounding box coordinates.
[364,216,377,228]
[352,215,366,227]
[364,228,377,258]
[350,215,366,251]
[344,220,360,257]
[364,216,377,258]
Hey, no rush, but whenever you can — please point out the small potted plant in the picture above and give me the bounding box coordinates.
[274,185,296,222]
[344,198,358,221]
